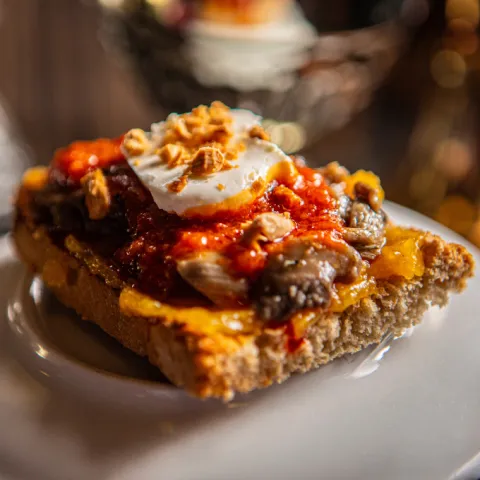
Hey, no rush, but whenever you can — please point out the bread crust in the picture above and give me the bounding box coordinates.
[13,218,474,400]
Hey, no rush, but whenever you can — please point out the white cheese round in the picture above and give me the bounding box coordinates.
[124,109,293,216]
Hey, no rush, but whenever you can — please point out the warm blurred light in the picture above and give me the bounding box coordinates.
[433,138,473,180]
[409,168,444,199]
[98,0,124,8]
[148,0,172,5]
[443,29,479,55]
[446,0,480,27]
[265,121,306,154]
[448,17,478,33]
[468,219,480,246]
[435,195,476,235]
[430,49,466,88]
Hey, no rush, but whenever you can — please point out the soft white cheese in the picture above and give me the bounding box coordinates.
[123,109,292,216]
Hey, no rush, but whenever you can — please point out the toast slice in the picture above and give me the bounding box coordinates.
[12,103,475,400]
[13,217,473,400]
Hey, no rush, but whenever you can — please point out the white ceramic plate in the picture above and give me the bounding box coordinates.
[1,202,480,480]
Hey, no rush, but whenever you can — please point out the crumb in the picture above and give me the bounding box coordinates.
[123,128,150,156]
[157,102,252,192]
[80,169,111,220]
[249,124,270,141]
[191,146,225,176]
[167,174,189,193]
[272,185,304,208]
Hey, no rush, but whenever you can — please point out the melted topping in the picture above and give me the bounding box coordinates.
[21,105,426,349]
[30,133,404,307]
[51,137,124,184]
[368,226,425,279]
[107,160,344,299]
[118,225,425,337]
[31,133,345,303]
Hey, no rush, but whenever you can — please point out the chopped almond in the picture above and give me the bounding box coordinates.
[191,105,209,119]
[168,174,189,193]
[249,125,270,141]
[123,128,150,156]
[205,123,233,144]
[191,146,225,176]
[318,161,349,184]
[81,169,111,220]
[157,144,187,168]
[173,119,192,140]
[210,101,231,118]
[272,185,304,208]
[185,115,204,129]
[144,102,269,194]
[242,213,295,249]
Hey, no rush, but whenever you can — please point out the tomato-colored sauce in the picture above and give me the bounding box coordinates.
[285,322,306,353]
[47,137,346,302]
[51,137,124,184]
[105,163,345,300]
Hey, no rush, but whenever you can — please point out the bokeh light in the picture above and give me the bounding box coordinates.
[430,49,467,88]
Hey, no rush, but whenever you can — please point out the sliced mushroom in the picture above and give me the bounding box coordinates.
[252,240,363,321]
[177,252,248,307]
[343,201,387,260]
[317,162,387,262]
[337,194,352,220]
[242,213,295,249]
[354,181,382,212]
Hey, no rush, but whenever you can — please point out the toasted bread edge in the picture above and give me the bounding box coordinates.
[12,219,474,400]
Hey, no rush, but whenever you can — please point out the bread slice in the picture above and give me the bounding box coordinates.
[13,217,474,400]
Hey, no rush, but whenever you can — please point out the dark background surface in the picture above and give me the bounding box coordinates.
[0,0,158,164]
[0,0,431,168]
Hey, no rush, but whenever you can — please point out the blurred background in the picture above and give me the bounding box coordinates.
[0,0,479,246]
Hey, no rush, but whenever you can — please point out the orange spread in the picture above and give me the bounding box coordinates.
[331,274,377,313]
[51,137,124,183]
[22,166,49,191]
[120,287,259,335]
[369,226,425,280]
[118,228,425,337]
[344,170,385,204]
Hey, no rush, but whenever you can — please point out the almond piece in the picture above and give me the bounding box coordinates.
[205,123,233,145]
[158,143,188,168]
[242,212,295,249]
[191,146,225,176]
[249,125,270,141]
[318,161,350,184]
[123,128,150,156]
[167,173,189,193]
[81,169,111,220]
[272,185,304,208]
[173,119,192,140]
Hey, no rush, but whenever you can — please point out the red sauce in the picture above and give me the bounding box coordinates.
[51,137,124,184]
[48,137,346,302]
[106,162,345,300]
[285,322,306,353]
